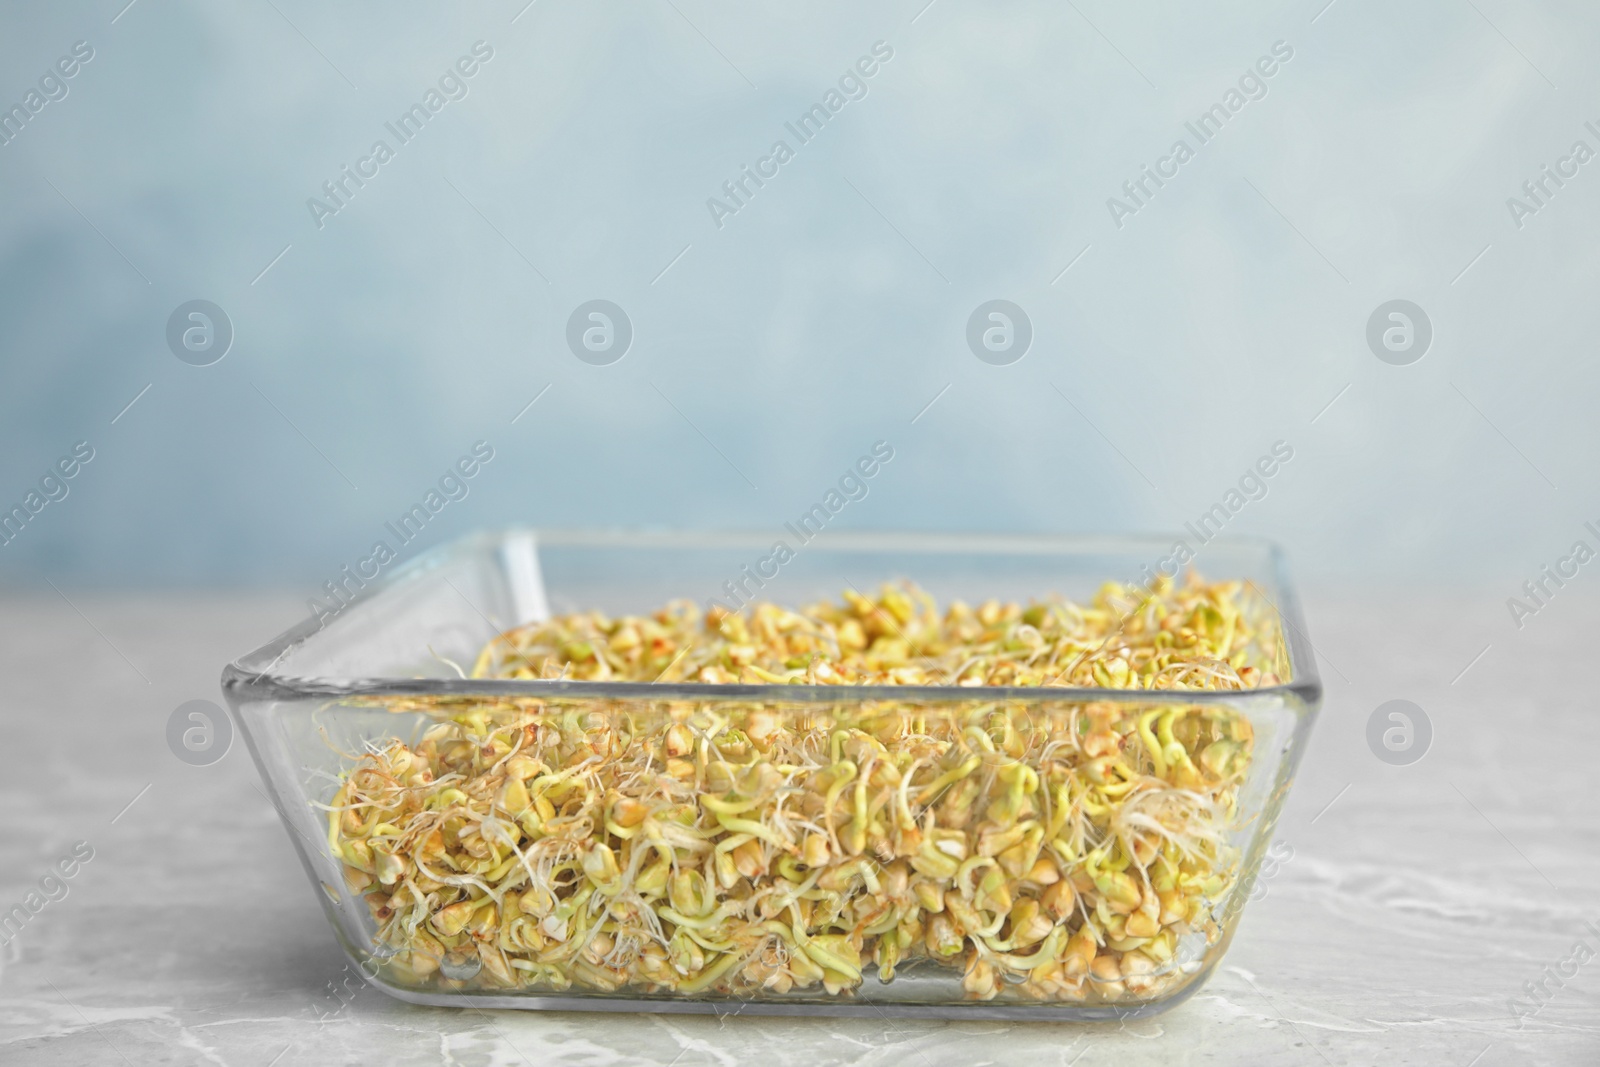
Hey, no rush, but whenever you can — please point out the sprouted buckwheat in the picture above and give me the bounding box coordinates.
[326,574,1276,1003]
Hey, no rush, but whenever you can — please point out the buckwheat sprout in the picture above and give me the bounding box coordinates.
[328,576,1269,1004]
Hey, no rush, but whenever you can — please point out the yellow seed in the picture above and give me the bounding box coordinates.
[732,838,765,879]
[505,755,541,780]
[1063,928,1096,979]
[1121,951,1155,976]
[583,932,614,965]
[926,914,964,957]
[669,870,714,918]
[962,956,998,1000]
[1125,910,1160,939]
[802,832,831,867]
[836,619,867,650]
[1158,888,1185,924]
[635,859,670,895]
[609,796,647,828]
[583,843,620,886]
[996,842,1034,879]
[431,900,476,937]
[978,823,1029,858]
[665,723,694,758]
[913,881,946,913]
[1095,869,1142,912]
[881,860,910,900]
[519,887,554,917]
[1090,953,1122,982]
[403,931,444,977]
[669,932,704,975]
[1143,931,1175,964]
[478,944,513,984]
[1007,900,1052,947]
[1025,857,1060,885]
[978,866,1013,914]
[374,849,406,886]
[713,849,739,888]
[747,710,781,749]
[496,776,531,815]
[341,839,373,872]
[468,902,499,939]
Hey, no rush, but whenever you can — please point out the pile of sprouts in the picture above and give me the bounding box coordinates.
[327,575,1275,1004]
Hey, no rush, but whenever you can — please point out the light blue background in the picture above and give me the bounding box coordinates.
[1,0,1596,598]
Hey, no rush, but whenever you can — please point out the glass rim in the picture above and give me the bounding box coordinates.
[222,527,1323,707]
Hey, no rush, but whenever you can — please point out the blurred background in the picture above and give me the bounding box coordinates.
[1,0,1594,601]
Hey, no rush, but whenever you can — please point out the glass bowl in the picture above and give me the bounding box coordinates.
[222,529,1321,1020]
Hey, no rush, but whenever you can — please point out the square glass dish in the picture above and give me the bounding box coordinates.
[222,529,1321,1020]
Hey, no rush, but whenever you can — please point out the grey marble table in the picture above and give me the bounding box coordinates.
[2,589,1596,1065]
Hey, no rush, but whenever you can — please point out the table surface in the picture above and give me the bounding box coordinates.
[2,589,1596,1066]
